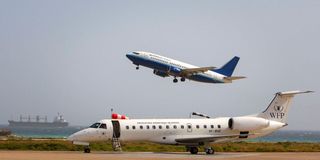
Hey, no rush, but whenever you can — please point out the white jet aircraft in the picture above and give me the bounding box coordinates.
[126,51,245,83]
[68,90,312,154]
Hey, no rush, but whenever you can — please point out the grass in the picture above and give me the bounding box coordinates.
[0,139,319,152]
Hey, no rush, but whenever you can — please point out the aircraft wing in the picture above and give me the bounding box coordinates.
[180,66,216,76]
[175,134,242,143]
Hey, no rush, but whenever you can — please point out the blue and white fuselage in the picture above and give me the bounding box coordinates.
[126,51,245,83]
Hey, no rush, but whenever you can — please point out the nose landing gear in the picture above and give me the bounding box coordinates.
[84,146,91,153]
[136,65,139,70]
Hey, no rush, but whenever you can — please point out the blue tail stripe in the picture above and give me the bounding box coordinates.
[213,56,240,77]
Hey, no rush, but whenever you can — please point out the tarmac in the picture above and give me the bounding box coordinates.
[0,151,320,160]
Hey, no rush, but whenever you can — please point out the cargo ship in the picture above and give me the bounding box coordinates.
[8,113,68,128]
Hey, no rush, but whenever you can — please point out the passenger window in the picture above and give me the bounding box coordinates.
[99,123,107,129]
[146,125,150,129]
[132,126,136,130]
[159,125,162,129]
[89,123,101,128]
[166,125,169,129]
[181,125,184,129]
[126,126,129,130]
[173,125,177,129]
[211,125,214,129]
[203,125,207,129]
[218,125,221,129]
[187,125,191,129]
[152,125,156,129]
[196,125,200,129]
[140,125,143,129]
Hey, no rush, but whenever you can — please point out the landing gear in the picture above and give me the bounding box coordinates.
[173,77,178,83]
[189,146,198,154]
[136,65,139,70]
[180,77,186,82]
[205,147,214,155]
[84,146,91,153]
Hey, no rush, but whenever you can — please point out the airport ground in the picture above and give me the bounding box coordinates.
[1,151,320,160]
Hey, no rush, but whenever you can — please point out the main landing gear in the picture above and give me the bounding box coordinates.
[189,146,198,154]
[173,77,178,83]
[205,147,215,155]
[84,146,91,153]
[186,146,215,155]
[173,77,186,83]
[136,65,139,70]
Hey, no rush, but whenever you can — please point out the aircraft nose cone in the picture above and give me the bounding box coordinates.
[126,53,132,58]
[126,52,136,61]
[67,134,75,141]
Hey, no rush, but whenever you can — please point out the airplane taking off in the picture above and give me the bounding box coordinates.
[126,51,245,83]
[68,90,312,154]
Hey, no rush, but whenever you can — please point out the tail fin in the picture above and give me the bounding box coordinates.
[257,91,313,123]
[213,56,240,77]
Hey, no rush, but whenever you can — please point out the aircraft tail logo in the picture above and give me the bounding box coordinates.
[257,91,313,123]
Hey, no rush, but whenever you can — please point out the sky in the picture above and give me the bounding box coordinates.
[0,0,319,130]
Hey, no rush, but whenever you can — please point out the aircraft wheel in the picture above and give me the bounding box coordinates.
[189,147,198,154]
[205,147,214,154]
[84,146,91,153]
[181,77,186,82]
[173,78,178,83]
[136,66,139,70]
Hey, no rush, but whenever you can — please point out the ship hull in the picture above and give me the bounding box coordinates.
[8,120,68,128]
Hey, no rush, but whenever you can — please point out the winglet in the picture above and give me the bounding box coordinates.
[213,56,240,77]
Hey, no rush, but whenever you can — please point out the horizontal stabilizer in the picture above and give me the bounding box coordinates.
[224,76,246,81]
[277,90,314,96]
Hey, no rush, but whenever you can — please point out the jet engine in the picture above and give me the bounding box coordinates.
[228,117,269,131]
[153,70,169,77]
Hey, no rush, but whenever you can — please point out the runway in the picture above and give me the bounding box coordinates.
[1,151,320,160]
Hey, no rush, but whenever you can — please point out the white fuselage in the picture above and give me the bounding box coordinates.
[68,117,285,145]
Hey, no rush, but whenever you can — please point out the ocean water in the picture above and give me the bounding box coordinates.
[1,124,319,142]
[251,130,320,142]
[0,125,84,139]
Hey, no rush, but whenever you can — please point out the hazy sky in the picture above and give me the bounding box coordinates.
[0,0,319,130]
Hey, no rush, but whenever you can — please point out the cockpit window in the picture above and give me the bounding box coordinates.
[99,123,107,129]
[132,52,139,55]
[90,122,101,128]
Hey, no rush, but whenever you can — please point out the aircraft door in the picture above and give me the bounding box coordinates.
[187,123,192,132]
[112,120,121,138]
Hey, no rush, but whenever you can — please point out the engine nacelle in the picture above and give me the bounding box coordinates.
[153,70,169,77]
[228,117,269,131]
